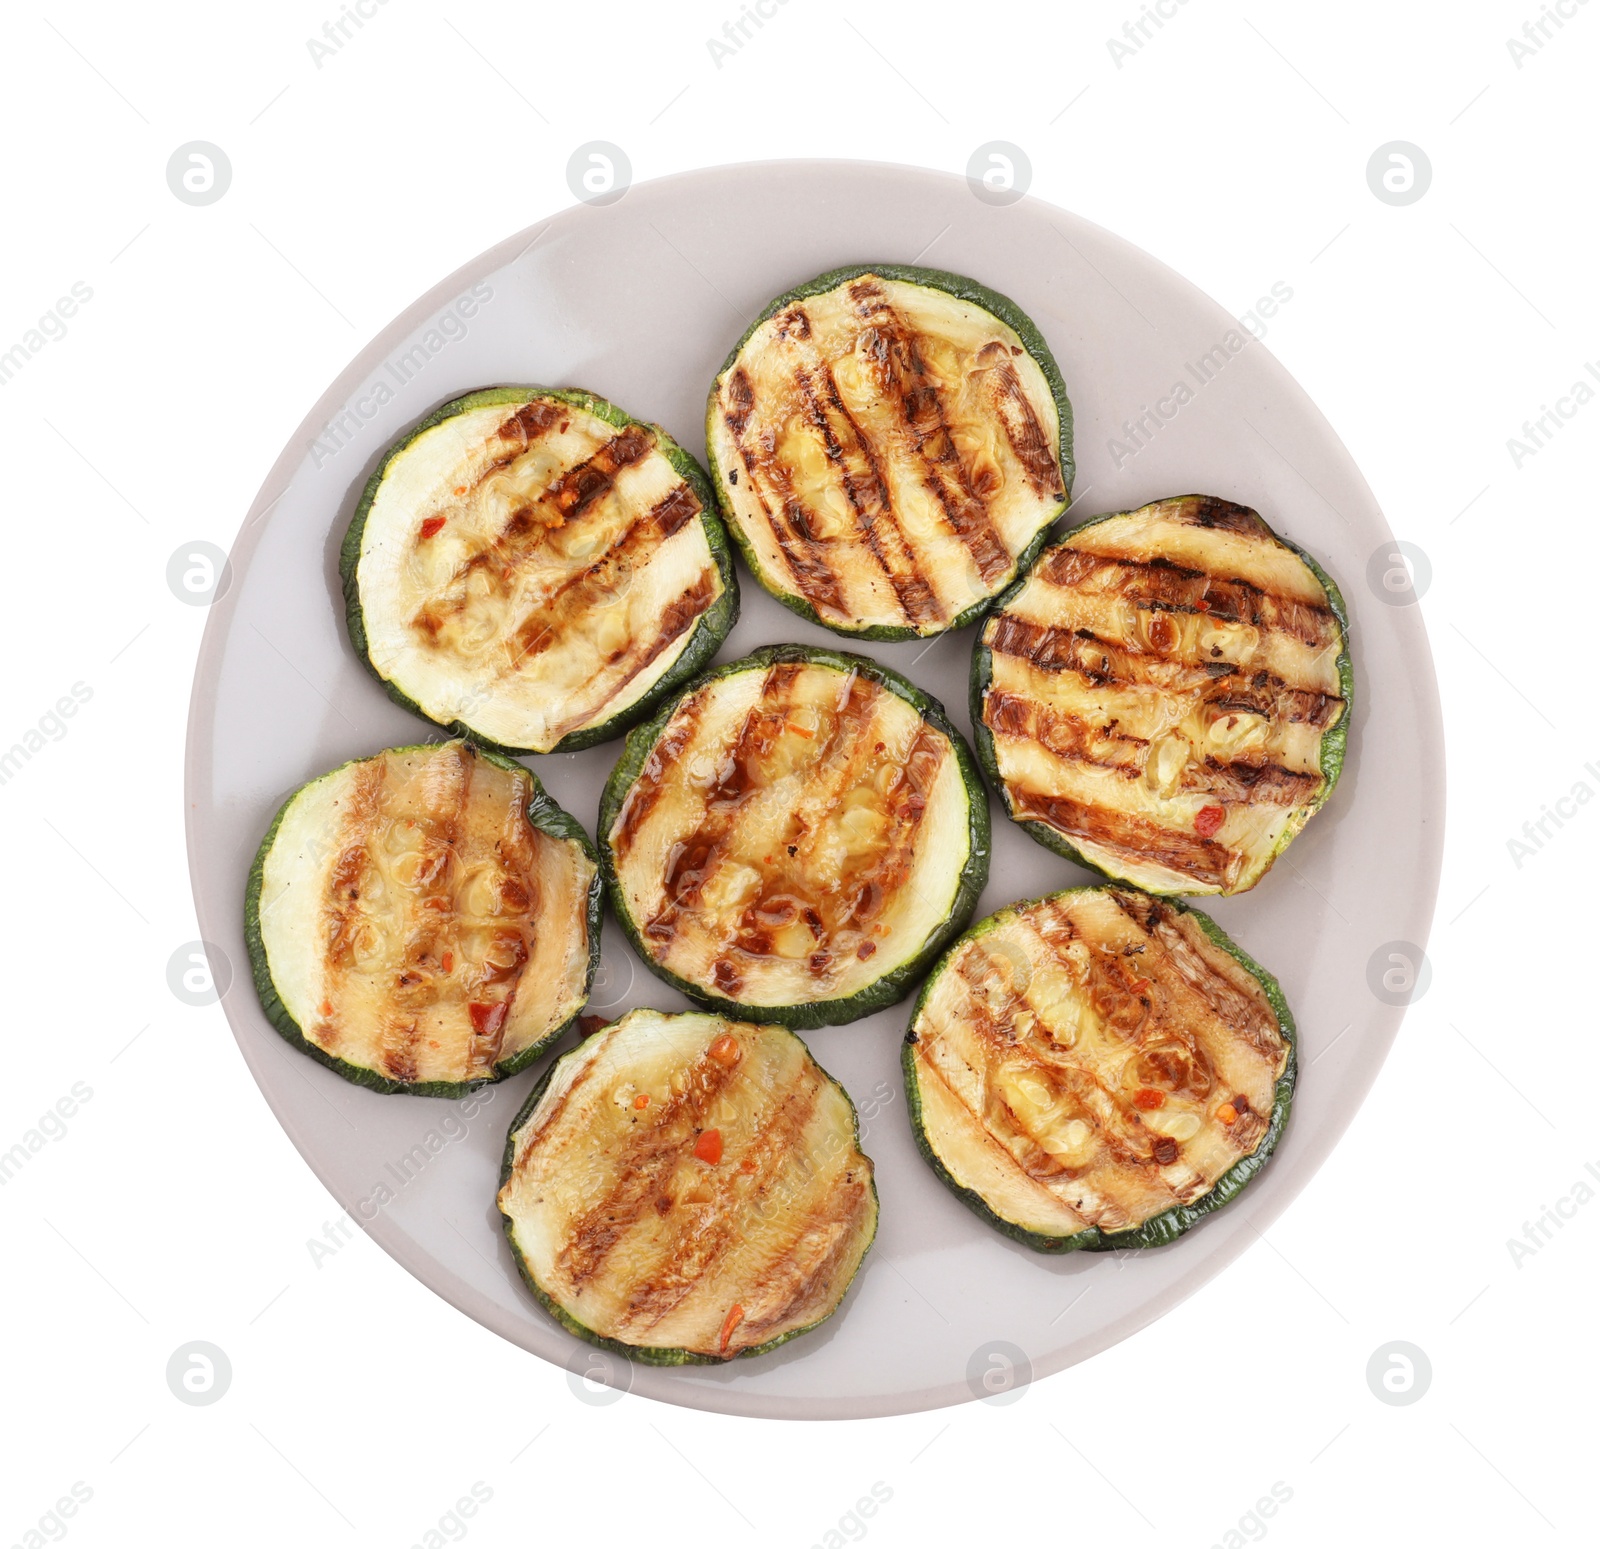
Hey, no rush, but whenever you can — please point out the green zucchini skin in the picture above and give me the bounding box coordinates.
[969,496,1354,895]
[496,1015,879,1367]
[597,642,992,1030]
[243,741,603,1098]
[705,263,1074,642]
[340,385,739,757]
[902,886,1297,1253]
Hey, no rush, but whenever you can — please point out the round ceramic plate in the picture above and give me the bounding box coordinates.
[185,160,1443,1419]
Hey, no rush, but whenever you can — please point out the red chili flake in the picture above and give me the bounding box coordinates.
[441,952,454,972]
[1133,1087,1165,1111]
[1196,598,1210,612]
[452,485,467,496]
[633,1093,650,1110]
[708,1033,742,1066]
[559,420,569,433]
[1194,804,1226,839]
[319,1000,333,1018]
[856,940,877,960]
[694,1129,723,1165]
[719,1303,745,1353]
[1153,1138,1179,1165]
[468,1001,508,1036]
[419,515,446,540]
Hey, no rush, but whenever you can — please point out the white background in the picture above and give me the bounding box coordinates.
[2,1,1595,1544]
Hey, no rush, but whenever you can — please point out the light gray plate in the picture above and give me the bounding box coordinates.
[185,160,1443,1419]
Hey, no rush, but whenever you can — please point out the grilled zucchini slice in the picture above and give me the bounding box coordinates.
[706,264,1072,640]
[246,739,601,1095]
[973,494,1351,896]
[342,386,737,754]
[498,1008,878,1363]
[904,885,1294,1251]
[599,644,989,1028]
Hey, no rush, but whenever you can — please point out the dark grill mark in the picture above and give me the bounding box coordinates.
[985,689,1148,777]
[381,1022,420,1083]
[495,399,564,449]
[911,888,1289,1236]
[987,616,1343,728]
[506,483,703,671]
[723,367,847,618]
[611,694,709,851]
[550,570,718,740]
[378,744,471,1078]
[975,340,1062,496]
[433,399,564,502]
[800,363,943,629]
[557,1050,742,1290]
[985,689,1322,807]
[849,279,1012,584]
[1037,548,1339,650]
[1106,889,1284,1061]
[1198,755,1321,806]
[638,664,803,946]
[619,1081,824,1336]
[833,723,943,927]
[540,423,654,522]
[734,1188,870,1352]
[412,424,659,639]
[1009,790,1235,889]
[1162,494,1270,537]
[988,615,1221,691]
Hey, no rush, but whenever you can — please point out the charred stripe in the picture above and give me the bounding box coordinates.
[847,279,1012,585]
[723,368,848,619]
[975,340,1063,497]
[798,362,943,629]
[1009,790,1235,889]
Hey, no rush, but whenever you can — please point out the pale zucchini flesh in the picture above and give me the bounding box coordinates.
[247,740,599,1094]
[975,494,1350,896]
[498,1009,877,1362]
[707,266,1071,639]
[600,645,989,1027]
[345,388,735,754]
[905,886,1295,1251]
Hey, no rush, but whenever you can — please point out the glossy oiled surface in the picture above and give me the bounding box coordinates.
[708,272,1066,634]
[187,162,1442,1418]
[257,741,594,1085]
[355,394,723,752]
[982,495,1347,895]
[499,1010,875,1359]
[608,655,972,1009]
[908,888,1287,1241]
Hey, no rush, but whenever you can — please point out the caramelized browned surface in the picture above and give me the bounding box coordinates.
[910,888,1287,1239]
[257,742,594,1083]
[981,495,1346,895]
[499,1011,876,1356]
[710,275,1065,634]
[608,659,973,1008]
[356,397,723,750]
